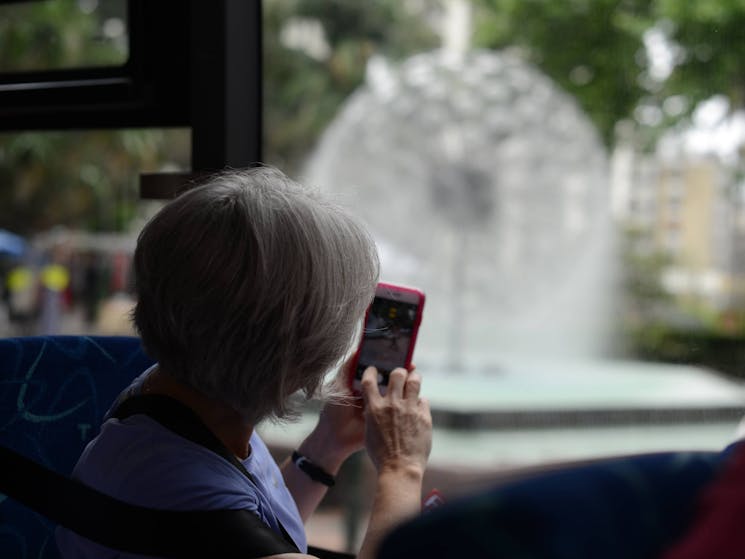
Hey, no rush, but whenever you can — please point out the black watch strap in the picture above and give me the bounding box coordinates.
[292,450,336,487]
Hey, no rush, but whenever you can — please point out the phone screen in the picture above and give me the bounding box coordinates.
[354,296,420,385]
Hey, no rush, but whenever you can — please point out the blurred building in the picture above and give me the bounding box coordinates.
[612,145,745,311]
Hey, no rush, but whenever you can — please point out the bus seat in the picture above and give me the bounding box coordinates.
[0,335,154,559]
[379,447,732,559]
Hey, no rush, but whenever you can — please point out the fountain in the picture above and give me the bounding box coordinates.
[304,48,614,370]
[258,3,745,467]
[295,46,745,464]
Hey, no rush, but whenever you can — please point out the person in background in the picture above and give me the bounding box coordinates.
[5,263,39,336]
[55,167,432,559]
[39,259,70,334]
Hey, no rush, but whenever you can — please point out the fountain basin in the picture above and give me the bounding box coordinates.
[260,360,745,469]
[423,358,745,429]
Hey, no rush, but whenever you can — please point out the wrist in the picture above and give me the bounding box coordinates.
[374,463,425,513]
[297,428,347,475]
[376,459,426,483]
[291,450,336,487]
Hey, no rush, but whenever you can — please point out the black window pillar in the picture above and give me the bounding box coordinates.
[190,0,262,172]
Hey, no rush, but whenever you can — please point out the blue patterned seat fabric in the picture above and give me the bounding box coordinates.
[0,336,154,559]
[379,447,730,559]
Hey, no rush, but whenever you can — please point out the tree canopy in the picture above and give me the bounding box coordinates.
[471,0,745,147]
[263,0,438,171]
[2,0,745,233]
[264,0,745,164]
[0,0,187,235]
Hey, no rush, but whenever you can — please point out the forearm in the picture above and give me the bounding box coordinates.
[281,427,348,523]
[356,466,424,559]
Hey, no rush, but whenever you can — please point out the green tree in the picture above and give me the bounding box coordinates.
[263,0,438,173]
[0,0,188,235]
[471,0,745,148]
[5,0,745,232]
[472,0,653,147]
[619,227,674,321]
[654,0,745,114]
[0,0,126,71]
[0,129,188,234]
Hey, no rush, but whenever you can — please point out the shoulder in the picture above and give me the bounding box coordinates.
[103,365,156,419]
[74,414,261,511]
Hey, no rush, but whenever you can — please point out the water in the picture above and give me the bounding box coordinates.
[305,49,614,369]
[301,49,745,459]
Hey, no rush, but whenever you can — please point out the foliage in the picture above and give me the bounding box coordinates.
[471,0,745,148]
[632,326,745,379]
[4,0,744,230]
[616,226,675,330]
[0,0,187,234]
[0,129,188,234]
[472,0,653,147]
[654,0,745,111]
[617,224,745,368]
[265,0,745,162]
[0,0,126,71]
[263,0,438,173]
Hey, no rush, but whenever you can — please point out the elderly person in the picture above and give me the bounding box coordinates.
[55,167,432,559]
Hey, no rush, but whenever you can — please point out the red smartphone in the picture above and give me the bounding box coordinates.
[348,282,425,394]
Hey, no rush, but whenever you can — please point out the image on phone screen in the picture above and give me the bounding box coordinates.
[355,296,419,385]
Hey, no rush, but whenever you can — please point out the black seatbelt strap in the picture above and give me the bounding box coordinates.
[0,445,299,558]
[111,394,258,483]
[111,393,300,551]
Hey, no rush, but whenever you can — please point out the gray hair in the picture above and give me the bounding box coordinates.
[133,167,379,424]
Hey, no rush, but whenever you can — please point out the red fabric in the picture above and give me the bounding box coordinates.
[663,442,745,559]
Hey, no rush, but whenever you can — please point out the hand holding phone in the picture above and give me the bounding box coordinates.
[348,282,425,394]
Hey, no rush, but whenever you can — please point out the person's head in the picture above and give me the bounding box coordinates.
[133,167,379,423]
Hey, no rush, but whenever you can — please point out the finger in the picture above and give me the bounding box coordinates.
[419,396,433,424]
[387,367,407,399]
[407,362,417,373]
[404,371,422,401]
[360,366,382,404]
[419,396,431,414]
